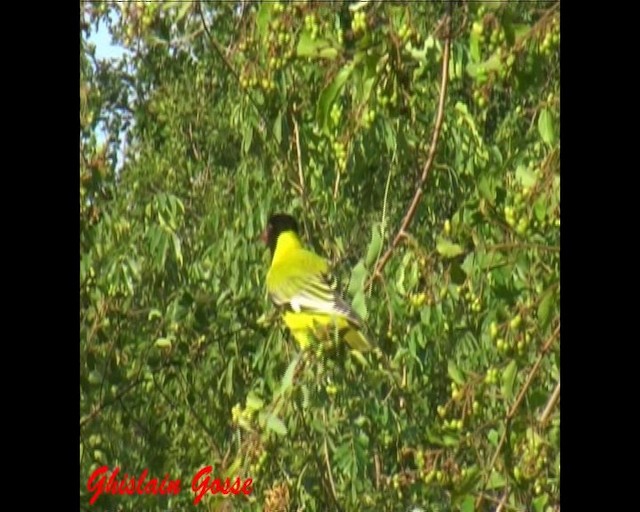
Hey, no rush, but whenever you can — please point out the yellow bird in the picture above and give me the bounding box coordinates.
[261,213,372,352]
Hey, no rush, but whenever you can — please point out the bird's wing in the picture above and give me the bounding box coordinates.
[267,249,361,326]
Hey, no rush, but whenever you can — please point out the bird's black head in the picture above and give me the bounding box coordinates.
[261,213,299,255]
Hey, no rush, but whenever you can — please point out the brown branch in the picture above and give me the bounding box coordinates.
[322,423,339,505]
[371,15,452,281]
[539,380,560,426]
[80,377,143,428]
[485,243,560,253]
[293,116,306,202]
[196,1,270,132]
[507,324,559,420]
[476,323,560,509]
[496,490,509,512]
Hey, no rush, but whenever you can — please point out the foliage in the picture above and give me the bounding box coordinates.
[80,1,560,511]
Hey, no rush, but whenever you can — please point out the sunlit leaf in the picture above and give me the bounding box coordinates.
[448,360,465,385]
[348,260,368,297]
[297,32,339,60]
[436,238,465,259]
[538,108,557,146]
[351,289,368,321]
[501,360,518,401]
[246,392,264,412]
[365,223,382,267]
[266,415,287,436]
[316,63,354,134]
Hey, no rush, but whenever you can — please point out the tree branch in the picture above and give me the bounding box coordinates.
[539,380,560,426]
[476,323,560,509]
[371,13,452,281]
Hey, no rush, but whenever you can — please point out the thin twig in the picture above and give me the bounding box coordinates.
[507,324,559,420]
[293,116,306,202]
[539,380,560,425]
[323,430,339,504]
[371,13,452,282]
[476,323,560,509]
[188,123,201,161]
[80,377,142,428]
[164,367,223,460]
[485,243,560,253]
[496,490,509,512]
[196,1,270,132]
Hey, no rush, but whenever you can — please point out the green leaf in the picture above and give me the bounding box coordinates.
[501,360,518,401]
[478,174,497,202]
[469,32,481,62]
[533,494,549,512]
[436,238,465,259]
[297,31,339,60]
[318,47,339,59]
[350,349,370,368]
[241,124,253,154]
[279,353,301,396]
[365,223,382,267]
[348,0,372,11]
[448,360,465,385]
[171,233,183,266]
[487,429,499,447]
[396,263,406,296]
[487,470,506,490]
[147,309,162,321]
[460,495,475,512]
[442,434,460,447]
[348,260,368,297]
[537,288,555,330]
[381,119,396,152]
[256,2,273,38]
[273,111,282,145]
[538,108,557,146]
[266,414,288,436]
[534,196,547,222]
[455,466,482,497]
[351,289,368,321]
[246,392,264,412]
[467,55,502,77]
[311,418,326,434]
[225,359,234,396]
[515,165,537,188]
[316,63,354,134]
[301,384,310,409]
[460,252,476,278]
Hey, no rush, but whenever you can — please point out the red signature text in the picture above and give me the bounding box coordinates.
[191,465,253,505]
[87,466,181,505]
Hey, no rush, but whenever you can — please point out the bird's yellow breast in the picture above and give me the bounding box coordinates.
[271,231,303,266]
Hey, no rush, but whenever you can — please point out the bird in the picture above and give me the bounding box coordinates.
[261,213,372,352]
